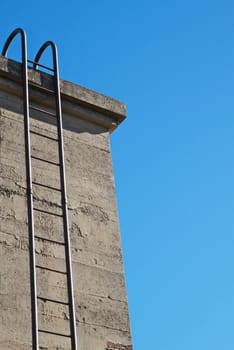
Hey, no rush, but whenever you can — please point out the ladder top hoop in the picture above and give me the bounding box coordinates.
[33,40,58,72]
[2,28,27,60]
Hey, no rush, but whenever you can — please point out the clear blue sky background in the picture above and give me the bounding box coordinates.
[2,1,234,349]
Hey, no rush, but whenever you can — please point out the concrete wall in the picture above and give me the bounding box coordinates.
[0,57,132,350]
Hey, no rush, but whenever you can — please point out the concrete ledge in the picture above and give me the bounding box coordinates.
[0,56,126,132]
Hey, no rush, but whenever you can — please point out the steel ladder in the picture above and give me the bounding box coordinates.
[2,28,78,350]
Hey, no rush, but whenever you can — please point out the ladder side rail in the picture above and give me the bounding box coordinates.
[2,28,39,350]
[34,41,78,350]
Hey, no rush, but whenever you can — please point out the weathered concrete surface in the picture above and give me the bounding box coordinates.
[0,57,132,350]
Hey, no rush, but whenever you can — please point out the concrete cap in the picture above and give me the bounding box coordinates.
[0,56,126,132]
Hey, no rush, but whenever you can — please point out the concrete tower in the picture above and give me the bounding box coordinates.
[0,32,132,350]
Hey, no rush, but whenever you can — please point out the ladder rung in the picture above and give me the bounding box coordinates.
[32,181,61,192]
[38,329,71,338]
[30,130,58,142]
[31,155,60,166]
[27,59,55,72]
[37,296,69,306]
[35,235,65,246]
[33,208,63,217]
[28,80,56,95]
[36,265,67,275]
[34,203,63,210]
[29,105,57,118]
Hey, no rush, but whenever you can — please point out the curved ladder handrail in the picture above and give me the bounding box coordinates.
[33,40,57,70]
[33,41,78,350]
[1,28,39,350]
[2,27,27,58]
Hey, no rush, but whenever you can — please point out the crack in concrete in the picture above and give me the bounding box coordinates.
[77,319,130,334]
[0,184,24,198]
[68,202,109,223]
[77,291,127,304]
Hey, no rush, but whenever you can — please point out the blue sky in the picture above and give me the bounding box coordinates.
[2,1,234,349]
